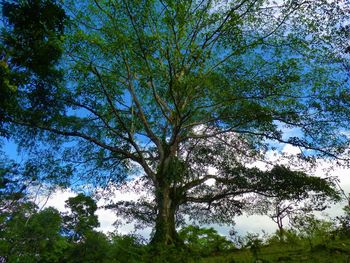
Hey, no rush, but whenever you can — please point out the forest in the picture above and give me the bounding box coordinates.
[1,0,350,262]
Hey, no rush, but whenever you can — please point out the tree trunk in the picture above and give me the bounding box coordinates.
[277,216,285,241]
[150,151,184,246]
[151,185,181,245]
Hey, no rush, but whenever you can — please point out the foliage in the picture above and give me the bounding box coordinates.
[146,243,192,263]
[0,184,350,263]
[1,0,350,245]
[249,172,340,240]
[0,205,67,263]
[0,59,16,137]
[336,195,350,237]
[0,188,112,263]
[179,225,234,256]
[62,193,100,242]
[65,230,112,263]
[0,0,67,135]
[1,0,66,76]
[109,233,147,263]
[290,214,336,249]
[266,228,300,247]
[0,155,27,213]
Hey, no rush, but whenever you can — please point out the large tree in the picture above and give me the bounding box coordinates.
[1,0,350,245]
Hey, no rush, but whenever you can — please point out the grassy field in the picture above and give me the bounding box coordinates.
[198,239,350,263]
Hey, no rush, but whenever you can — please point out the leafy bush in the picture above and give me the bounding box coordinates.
[243,233,264,259]
[179,225,234,257]
[266,229,300,246]
[109,233,147,263]
[65,230,112,263]
[291,214,335,249]
[146,243,190,263]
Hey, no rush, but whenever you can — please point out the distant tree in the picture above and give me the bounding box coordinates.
[62,193,100,242]
[1,0,350,246]
[0,205,67,263]
[250,172,340,239]
[336,194,350,237]
[62,194,116,262]
[244,233,264,261]
[291,213,335,249]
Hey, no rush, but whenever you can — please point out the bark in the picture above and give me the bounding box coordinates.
[150,147,185,245]
[151,185,181,245]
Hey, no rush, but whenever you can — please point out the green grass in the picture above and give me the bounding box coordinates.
[197,238,350,263]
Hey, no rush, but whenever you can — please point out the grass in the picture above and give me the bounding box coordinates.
[197,237,350,263]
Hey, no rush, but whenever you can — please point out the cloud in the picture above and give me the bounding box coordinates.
[95,208,121,234]
[36,188,76,212]
[282,144,301,155]
[235,214,277,235]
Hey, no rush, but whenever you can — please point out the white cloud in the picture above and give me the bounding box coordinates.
[36,188,76,212]
[95,208,118,233]
[235,214,277,235]
[282,144,301,155]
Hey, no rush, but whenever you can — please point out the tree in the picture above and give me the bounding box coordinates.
[0,205,67,263]
[336,194,350,237]
[62,194,114,262]
[0,151,42,232]
[0,155,28,214]
[291,213,335,249]
[0,151,70,262]
[1,0,350,245]
[249,172,340,239]
[62,193,100,242]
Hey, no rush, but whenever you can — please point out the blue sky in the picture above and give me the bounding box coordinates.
[2,139,21,160]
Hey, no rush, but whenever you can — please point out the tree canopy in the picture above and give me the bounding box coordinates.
[1,0,350,245]
[0,0,66,136]
[63,193,100,242]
